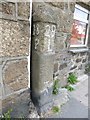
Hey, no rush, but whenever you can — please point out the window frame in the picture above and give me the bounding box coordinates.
[70,4,90,48]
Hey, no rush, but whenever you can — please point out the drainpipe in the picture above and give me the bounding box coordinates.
[28,0,32,88]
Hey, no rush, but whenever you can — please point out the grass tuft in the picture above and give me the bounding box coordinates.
[52,79,59,95]
[65,85,75,91]
[67,73,78,84]
[52,106,60,113]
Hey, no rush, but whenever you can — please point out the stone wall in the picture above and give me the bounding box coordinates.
[0,1,30,115]
[46,2,76,87]
[69,52,88,75]
[52,2,89,87]
[0,0,89,117]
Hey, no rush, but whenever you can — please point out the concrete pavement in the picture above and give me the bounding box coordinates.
[49,74,88,118]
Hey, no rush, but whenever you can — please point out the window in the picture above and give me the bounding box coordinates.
[70,4,90,47]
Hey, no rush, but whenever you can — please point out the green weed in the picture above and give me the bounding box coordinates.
[3,109,12,120]
[52,79,59,95]
[52,106,60,113]
[67,73,78,84]
[65,85,75,91]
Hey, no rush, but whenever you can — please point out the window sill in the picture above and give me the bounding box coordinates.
[68,47,88,53]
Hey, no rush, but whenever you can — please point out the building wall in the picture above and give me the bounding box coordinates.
[32,1,89,89]
[31,1,89,114]
[0,2,30,114]
[53,2,89,87]
[0,0,90,116]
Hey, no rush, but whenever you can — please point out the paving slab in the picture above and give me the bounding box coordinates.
[49,75,88,118]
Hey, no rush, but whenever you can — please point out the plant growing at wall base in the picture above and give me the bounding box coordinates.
[67,73,78,84]
[52,79,59,95]
[3,109,12,120]
[65,85,75,92]
[52,106,60,113]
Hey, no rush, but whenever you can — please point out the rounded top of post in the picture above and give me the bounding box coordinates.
[32,2,56,24]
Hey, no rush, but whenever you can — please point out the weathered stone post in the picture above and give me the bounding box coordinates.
[31,3,56,114]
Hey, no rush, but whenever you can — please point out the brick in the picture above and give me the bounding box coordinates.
[17,2,30,18]
[76,58,82,63]
[2,89,30,113]
[2,2,15,15]
[3,59,28,92]
[1,19,29,57]
[70,65,77,70]
[54,63,58,73]
[59,63,67,70]
[82,59,87,63]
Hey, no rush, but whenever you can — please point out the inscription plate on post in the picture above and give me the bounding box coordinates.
[33,22,56,53]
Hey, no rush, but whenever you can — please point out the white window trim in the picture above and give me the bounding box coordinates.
[70,4,90,48]
[75,4,88,14]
